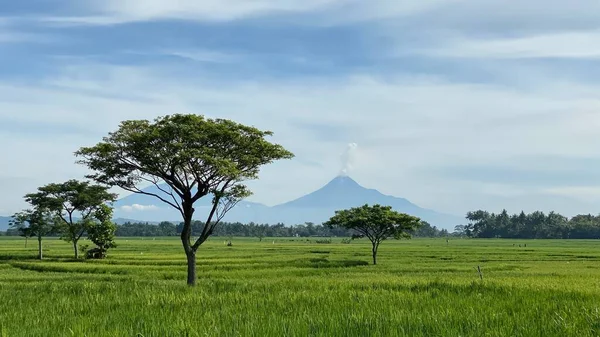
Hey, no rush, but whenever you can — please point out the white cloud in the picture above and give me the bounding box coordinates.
[45,0,342,24]
[1,61,600,216]
[418,31,600,59]
[120,204,160,212]
[544,187,600,200]
[41,0,460,25]
[26,0,597,37]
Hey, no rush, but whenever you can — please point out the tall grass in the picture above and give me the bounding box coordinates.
[1,237,600,336]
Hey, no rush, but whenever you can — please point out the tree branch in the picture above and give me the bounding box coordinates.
[140,176,183,213]
[119,184,183,213]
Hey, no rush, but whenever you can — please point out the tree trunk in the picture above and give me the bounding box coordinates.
[38,236,43,260]
[372,242,378,265]
[186,251,197,286]
[73,241,79,259]
[181,202,197,286]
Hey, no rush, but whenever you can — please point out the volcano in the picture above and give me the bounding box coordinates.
[112,175,462,229]
[270,176,461,228]
[276,175,414,209]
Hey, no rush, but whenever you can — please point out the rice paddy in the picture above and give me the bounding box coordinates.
[1,237,600,336]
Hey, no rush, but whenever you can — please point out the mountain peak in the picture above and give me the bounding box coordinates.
[328,174,361,186]
[111,175,462,229]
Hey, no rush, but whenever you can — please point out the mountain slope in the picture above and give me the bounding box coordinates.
[276,176,415,209]
[271,176,461,228]
[110,176,462,229]
[0,216,10,231]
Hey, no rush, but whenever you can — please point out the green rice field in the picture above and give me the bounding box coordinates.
[1,237,600,336]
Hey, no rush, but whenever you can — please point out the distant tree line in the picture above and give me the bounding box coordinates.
[6,210,600,240]
[114,221,354,238]
[115,219,452,238]
[412,222,450,238]
[112,220,452,238]
[1,219,450,238]
[457,210,600,239]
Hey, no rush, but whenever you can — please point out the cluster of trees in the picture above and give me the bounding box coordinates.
[458,210,600,239]
[114,221,353,238]
[412,222,450,238]
[116,222,179,237]
[9,180,118,260]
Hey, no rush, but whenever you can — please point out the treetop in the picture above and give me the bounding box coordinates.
[75,114,294,204]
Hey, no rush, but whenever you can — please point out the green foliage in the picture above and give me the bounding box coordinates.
[85,205,117,258]
[113,221,354,237]
[10,208,55,258]
[325,204,422,240]
[10,210,50,237]
[116,221,178,237]
[325,204,422,264]
[76,114,293,194]
[75,114,294,284]
[465,209,600,239]
[79,243,90,255]
[2,237,600,336]
[24,180,117,258]
[10,221,34,241]
[412,221,449,238]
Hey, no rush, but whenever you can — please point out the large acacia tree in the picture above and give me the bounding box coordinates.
[324,204,422,265]
[76,114,294,285]
[25,180,117,259]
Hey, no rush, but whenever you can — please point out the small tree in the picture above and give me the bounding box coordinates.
[25,180,117,259]
[10,218,34,248]
[18,227,34,248]
[10,208,55,259]
[76,114,293,285]
[85,204,117,259]
[324,204,422,265]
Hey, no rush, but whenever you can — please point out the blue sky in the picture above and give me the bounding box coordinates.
[1,0,600,217]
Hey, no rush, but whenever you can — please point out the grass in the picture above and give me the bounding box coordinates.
[1,237,600,336]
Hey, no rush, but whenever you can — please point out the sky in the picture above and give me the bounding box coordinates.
[1,0,600,217]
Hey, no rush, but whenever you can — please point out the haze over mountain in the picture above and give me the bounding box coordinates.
[113,175,462,230]
[0,217,10,231]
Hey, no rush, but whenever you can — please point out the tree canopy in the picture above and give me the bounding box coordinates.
[325,204,422,265]
[85,204,117,259]
[25,180,117,258]
[462,209,600,239]
[76,114,294,285]
[10,208,55,258]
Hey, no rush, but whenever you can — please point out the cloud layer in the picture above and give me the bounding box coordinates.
[120,204,159,212]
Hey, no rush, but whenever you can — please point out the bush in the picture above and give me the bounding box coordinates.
[85,247,106,259]
[79,244,90,255]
